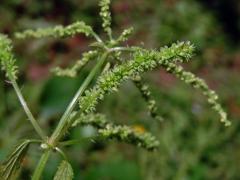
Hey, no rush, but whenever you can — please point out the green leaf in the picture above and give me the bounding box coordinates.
[0,140,31,180]
[53,160,74,180]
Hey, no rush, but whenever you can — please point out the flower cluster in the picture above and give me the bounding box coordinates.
[53,50,99,77]
[116,27,134,44]
[133,75,164,122]
[77,41,194,116]
[160,62,231,126]
[0,34,18,80]
[76,41,230,127]
[99,0,112,36]
[15,21,93,39]
[74,113,159,151]
[99,124,159,151]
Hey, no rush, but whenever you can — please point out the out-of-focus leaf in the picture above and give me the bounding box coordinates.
[84,158,141,180]
[53,160,74,180]
[40,76,81,119]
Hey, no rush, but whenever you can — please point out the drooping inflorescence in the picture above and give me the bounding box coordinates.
[99,124,159,151]
[75,41,230,127]
[110,45,164,123]
[15,21,94,39]
[132,75,164,122]
[0,34,18,80]
[160,62,231,126]
[74,113,159,151]
[76,41,195,119]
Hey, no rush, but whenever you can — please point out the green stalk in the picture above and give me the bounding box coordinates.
[92,31,104,44]
[0,73,8,115]
[31,51,109,180]
[11,79,46,140]
[59,136,100,146]
[49,52,109,145]
[32,150,51,180]
[109,46,137,53]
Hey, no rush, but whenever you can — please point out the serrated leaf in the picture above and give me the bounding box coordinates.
[53,160,73,180]
[0,140,31,180]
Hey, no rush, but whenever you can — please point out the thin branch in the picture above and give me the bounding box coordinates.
[32,150,51,180]
[49,52,109,145]
[11,80,46,140]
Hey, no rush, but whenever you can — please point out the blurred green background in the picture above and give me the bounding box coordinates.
[0,0,240,179]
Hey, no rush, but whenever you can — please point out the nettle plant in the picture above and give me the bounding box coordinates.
[0,0,231,179]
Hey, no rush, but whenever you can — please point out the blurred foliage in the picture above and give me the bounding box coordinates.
[0,0,240,179]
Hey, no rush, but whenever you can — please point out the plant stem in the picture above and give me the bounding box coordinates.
[49,52,109,145]
[11,79,46,140]
[32,150,51,180]
[91,31,104,44]
[91,31,108,50]
[0,73,8,115]
[109,46,137,53]
[55,147,68,160]
[59,136,99,146]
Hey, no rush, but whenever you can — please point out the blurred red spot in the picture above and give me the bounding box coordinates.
[27,63,51,81]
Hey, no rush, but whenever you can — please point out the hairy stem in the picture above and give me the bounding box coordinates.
[109,46,137,53]
[11,79,46,140]
[32,150,51,180]
[49,52,109,145]
[59,136,99,146]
